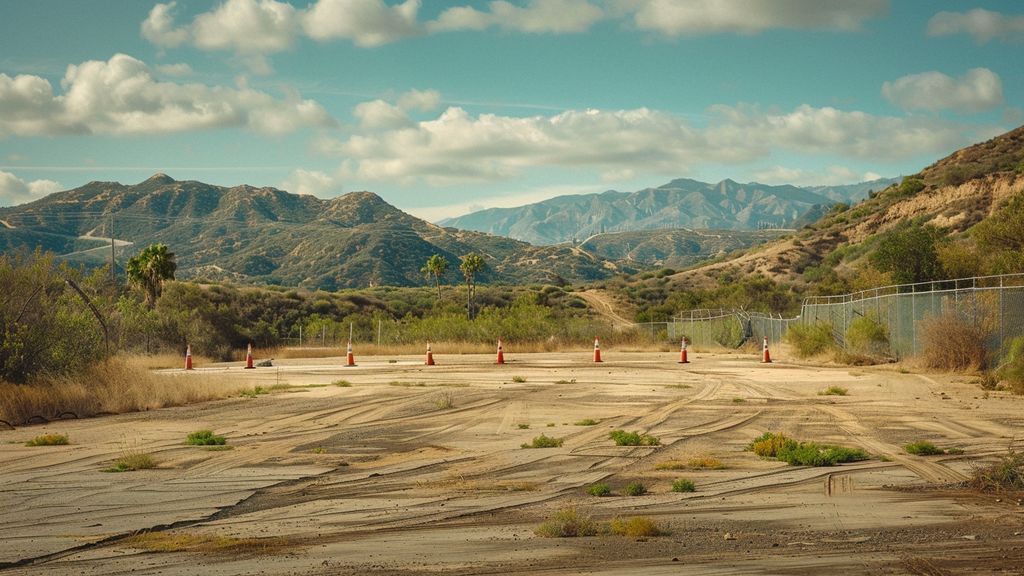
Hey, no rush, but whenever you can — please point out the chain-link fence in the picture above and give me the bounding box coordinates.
[671,274,1024,362]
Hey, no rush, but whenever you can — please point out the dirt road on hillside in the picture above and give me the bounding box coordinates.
[1,352,1023,575]
[578,290,636,331]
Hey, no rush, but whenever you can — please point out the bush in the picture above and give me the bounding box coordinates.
[818,386,848,396]
[904,441,944,456]
[870,222,944,284]
[587,483,611,497]
[186,430,226,446]
[104,452,157,472]
[845,315,890,358]
[522,434,563,449]
[609,430,660,446]
[671,478,696,493]
[969,449,1024,492]
[785,323,835,358]
[535,507,598,537]
[895,177,925,198]
[607,516,666,537]
[25,433,69,446]
[623,481,647,496]
[511,376,526,383]
[751,432,796,458]
[999,336,1024,394]
[751,432,869,466]
[919,310,990,372]
[574,418,599,426]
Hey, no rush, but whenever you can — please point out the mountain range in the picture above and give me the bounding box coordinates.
[440,178,897,245]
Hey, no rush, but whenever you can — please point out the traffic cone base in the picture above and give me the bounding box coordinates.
[185,345,193,371]
[425,343,435,366]
[593,337,602,363]
[244,343,255,369]
[761,337,772,364]
[496,340,505,364]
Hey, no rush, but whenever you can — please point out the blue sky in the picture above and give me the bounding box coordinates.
[0,1,1021,220]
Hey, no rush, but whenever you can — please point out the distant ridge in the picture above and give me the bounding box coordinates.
[440,177,896,245]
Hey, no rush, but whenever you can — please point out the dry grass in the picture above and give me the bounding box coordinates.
[122,532,291,555]
[656,456,725,470]
[261,339,669,359]
[535,507,598,538]
[0,357,242,425]
[25,433,69,446]
[968,449,1024,493]
[607,516,667,537]
[120,352,217,370]
[918,310,991,372]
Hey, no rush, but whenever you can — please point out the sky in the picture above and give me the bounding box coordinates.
[0,1,1021,221]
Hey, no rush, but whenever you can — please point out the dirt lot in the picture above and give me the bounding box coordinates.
[1,350,1023,575]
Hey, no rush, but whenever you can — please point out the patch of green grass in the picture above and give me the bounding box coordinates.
[554,379,576,385]
[818,386,848,396]
[309,447,328,454]
[945,447,965,455]
[657,456,725,470]
[332,379,352,387]
[607,516,666,537]
[186,430,226,446]
[751,432,869,467]
[671,478,696,493]
[512,376,527,383]
[609,430,660,446]
[587,483,611,497]
[534,507,598,538]
[517,423,530,429]
[574,419,599,426]
[904,441,944,456]
[25,434,69,446]
[732,397,746,403]
[521,434,563,449]
[103,453,157,473]
[546,423,556,427]
[390,381,427,387]
[433,391,454,410]
[623,481,647,496]
[203,445,234,451]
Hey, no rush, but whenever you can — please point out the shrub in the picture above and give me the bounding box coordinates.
[999,336,1024,394]
[535,507,598,538]
[332,379,352,387]
[785,323,835,358]
[517,423,530,429]
[671,478,696,493]
[512,376,526,383]
[433,391,454,410]
[845,315,890,358]
[818,386,848,396]
[895,177,925,198]
[657,456,724,470]
[870,222,943,284]
[904,441,943,456]
[623,481,647,496]
[522,434,563,449]
[186,430,226,446]
[752,432,869,467]
[919,310,990,371]
[104,452,157,472]
[609,430,660,446]
[25,433,69,446]
[968,449,1024,492]
[607,516,665,537]
[587,483,611,497]
[574,418,599,426]
[751,432,796,458]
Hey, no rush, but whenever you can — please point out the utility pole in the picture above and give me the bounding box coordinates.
[109,214,116,286]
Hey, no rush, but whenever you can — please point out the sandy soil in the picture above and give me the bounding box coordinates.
[1,351,1023,575]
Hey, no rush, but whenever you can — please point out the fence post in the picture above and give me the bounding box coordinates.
[911,291,917,357]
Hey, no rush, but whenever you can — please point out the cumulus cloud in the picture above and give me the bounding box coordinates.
[0,54,334,137]
[626,0,888,36]
[927,9,1024,43]
[302,0,421,46]
[323,96,971,186]
[0,171,63,206]
[430,0,604,34]
[281,169,338,197]
[141,1,190,47]
[155,62,193,76]
[882,68,1003,113]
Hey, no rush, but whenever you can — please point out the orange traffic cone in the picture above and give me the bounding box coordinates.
[185,344,193,370]
[761,336,772,364]
[244,343,255,369]
[593,336,602,363]
[346,341,356,367]
[425,342,435,366]
[496,339,505,364]
[678,337,689,364]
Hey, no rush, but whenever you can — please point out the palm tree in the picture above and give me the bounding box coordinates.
[421,254,449,300]
[459,253,486,320]
[126,243,177,307]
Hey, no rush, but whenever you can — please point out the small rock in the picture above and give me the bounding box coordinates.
[724,532,737,541]
[961,534,978,541]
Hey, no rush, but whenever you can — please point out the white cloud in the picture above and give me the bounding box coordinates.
[324,95,972,187]
[430,0,604,34]
[882,68,1003,113]
[752,165,880,187]
[353,99,412,130]
[0,54,334,137]
[281,169,338,197]
[396,88,440,112]
[407,184,600,221]
[0,171,63,206]
[626,0,888,36]
[141,2,190,47]
[927,9,1024,43]
[302,0,422,46]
